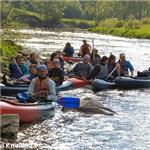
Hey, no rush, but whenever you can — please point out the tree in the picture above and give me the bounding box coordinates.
[64,1,83,19]
[32,0,66,26]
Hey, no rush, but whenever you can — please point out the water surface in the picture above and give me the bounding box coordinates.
[9,30,150,149]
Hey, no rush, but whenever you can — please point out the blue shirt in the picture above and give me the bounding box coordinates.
[119,60,134,76]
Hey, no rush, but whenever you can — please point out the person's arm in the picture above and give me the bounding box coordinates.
[127,61,134,76]
[88,44,92,50]
[79,46,83,56]
[70,47,74,56]
[47,79,57,100]
[116,63,121,76]
[87,65,101,79]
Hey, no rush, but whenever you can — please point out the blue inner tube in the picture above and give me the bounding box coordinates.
[115,77,150,89]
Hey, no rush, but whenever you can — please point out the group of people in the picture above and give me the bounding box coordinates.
[6,40,136,102]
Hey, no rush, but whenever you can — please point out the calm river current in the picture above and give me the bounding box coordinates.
[8,30,150,149]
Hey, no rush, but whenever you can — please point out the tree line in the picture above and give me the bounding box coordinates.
[1,0,150,26]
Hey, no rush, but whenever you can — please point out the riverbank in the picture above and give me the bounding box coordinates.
[11,17,150,39]
[88,18,150,39]
[88,25,150,39]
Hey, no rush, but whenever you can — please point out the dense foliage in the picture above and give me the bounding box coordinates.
[1,0,150,26]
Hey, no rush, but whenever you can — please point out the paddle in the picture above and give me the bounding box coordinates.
[92,38,95,60]
[16,92,80,109]
[106,66,117,80]
[13,58,23,76]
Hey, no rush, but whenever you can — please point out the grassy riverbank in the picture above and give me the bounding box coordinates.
[88,18,150,39]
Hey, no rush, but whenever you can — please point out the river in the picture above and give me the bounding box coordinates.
[10,30,150,149]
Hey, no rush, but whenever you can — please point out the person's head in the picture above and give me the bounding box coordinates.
[65,42,71,48]
[29,52,38,60]
[29,64,38,75]
[101,56,109,64]
[15,54,24,64]
[93,49,98,53]
[109,55,116,64]
[56,50,63,57]
[52,59,60,68]
[120,53,126,61]
[83,40,87,44]
[50,52,58,61]
[83,54,91,64]
[37,64,48,79]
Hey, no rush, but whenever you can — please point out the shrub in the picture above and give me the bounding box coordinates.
[141,17,150,24]
[114,20,124,28]
[99,18,119,28]
[124,19,141,30]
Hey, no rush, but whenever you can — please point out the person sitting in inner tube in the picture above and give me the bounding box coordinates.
[107,55,120,78]
[90,49,101,67]
[50,51,64,70]
[28,64,56,102]
[79,40,92,57]
[63,42,74,57]
[87,56,109,80]
[26,52,40,68]
[18,64,38,84]
[48,59,64,86]
[9,54,29,79]
[72,54,93,80]
[118,53,134,77]
[137,67,150,77]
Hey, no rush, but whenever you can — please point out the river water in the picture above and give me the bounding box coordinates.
[9,30,150,149]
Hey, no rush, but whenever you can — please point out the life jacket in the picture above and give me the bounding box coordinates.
[34,77,50,98]
[81,44,90,56]
[119,61,129,76]
[96,64,109,79]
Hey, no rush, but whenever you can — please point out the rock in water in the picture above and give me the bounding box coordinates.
[0,114,19,140]
[78,97,116,115]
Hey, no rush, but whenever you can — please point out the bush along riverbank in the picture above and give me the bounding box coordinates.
[88,17,150,39]
[0,40,22,70]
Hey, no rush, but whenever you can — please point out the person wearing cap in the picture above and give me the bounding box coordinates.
[87,56,109,80]
[9,54,29,79]
[72,54,93,79]
[79,40,92,57]
[48,59,64,86]
[118,53,134,76]
[28,64,56,101]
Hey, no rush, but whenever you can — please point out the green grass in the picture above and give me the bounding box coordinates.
[89,23,150,39]
[62,18,95,26]
[12,8,43,20]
